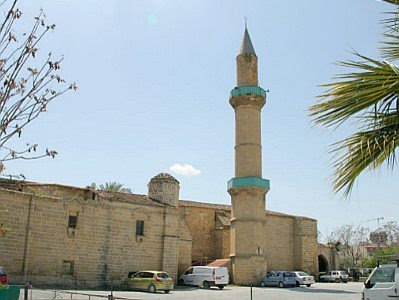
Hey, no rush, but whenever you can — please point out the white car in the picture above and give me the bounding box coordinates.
[179,266,229,289]
[320,270,349,283]
[293,271,315,287]
[362,263,398,300]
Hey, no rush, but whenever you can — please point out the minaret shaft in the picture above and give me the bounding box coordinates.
[227,27,270,285]
[236,54,258,87]
[234,99,263,178]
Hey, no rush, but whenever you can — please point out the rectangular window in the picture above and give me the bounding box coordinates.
[68,215,77,229]
[62,260,74,276]
[136,220,144,236]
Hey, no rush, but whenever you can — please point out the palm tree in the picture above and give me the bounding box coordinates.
[98,181,132,194]
[309,0,399,198]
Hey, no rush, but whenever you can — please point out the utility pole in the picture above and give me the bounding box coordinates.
[361,217,384,230]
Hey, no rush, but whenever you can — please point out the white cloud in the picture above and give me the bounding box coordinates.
[170,163,201,177]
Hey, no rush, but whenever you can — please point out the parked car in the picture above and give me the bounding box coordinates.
[362,262,398,300]
[0,267,7,285]
[320,270,349,283]
[293,271,315,287]
[179,266,229,289]
[128,271,173,293]
[260,271,297,288]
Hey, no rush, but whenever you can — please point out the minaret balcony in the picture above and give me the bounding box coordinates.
[230,85,267,100]
[227,176,270,191]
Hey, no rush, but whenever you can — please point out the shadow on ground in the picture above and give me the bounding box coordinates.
[282,286,359,294]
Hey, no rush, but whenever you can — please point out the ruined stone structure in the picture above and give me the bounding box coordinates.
[0,28,336,287]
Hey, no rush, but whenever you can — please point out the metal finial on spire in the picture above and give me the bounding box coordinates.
[239,21,256,55]
[244,16,247,29]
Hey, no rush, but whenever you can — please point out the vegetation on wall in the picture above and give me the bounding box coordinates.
[97,181,132,194]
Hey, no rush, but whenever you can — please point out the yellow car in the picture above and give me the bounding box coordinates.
[128,271,174,293]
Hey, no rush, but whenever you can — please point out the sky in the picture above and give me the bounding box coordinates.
[4,0,399,241]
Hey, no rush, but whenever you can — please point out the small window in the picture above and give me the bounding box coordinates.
[62,260,74,275]
[185,268,193,275]
[68,215,77,229]
[136,220,144,236]
[157,272,170,279]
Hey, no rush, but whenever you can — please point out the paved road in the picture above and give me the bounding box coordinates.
[23,282,364,300]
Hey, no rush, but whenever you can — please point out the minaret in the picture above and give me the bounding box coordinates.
[227,26,270,285]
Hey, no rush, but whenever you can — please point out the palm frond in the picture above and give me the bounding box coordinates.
[381,33,399,61]
[309,53,399,128]
[331,117,399,197]
[383,0,399,5]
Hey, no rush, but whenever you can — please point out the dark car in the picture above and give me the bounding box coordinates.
[0,267,7,285]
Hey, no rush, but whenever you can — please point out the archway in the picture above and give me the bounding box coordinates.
[318,255,329,273]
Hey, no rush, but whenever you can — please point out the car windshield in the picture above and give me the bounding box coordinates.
[297,272,308,276]
[369,267,395,287]
[0,268,5,276]
[339,271,348,275]
[284,272,295,277]
[157,272,170,279]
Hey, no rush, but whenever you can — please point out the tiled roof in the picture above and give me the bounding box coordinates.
[179,200,230,210]
[96,190,168,207]
[179,199,315,221]
[207,259,231,267]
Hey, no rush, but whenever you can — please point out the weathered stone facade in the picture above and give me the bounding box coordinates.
[0,177,192,288]
[0,176,332,287]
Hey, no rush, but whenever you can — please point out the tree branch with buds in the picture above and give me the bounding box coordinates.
[0,0,76,175]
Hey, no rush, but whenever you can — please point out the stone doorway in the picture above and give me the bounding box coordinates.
[318,255,329,273]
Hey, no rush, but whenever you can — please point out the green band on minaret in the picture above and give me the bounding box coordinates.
[227,177,270,190]
[230,85,267,100]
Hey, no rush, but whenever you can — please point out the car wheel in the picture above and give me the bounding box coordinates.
[203,281,211,289]
[260,281,266,287]
[178,279,185,286]
[306,284,311,287]
[164,290,170,294]
[335,278,340,283]
[278,281,284,288]
[148,284,157,293]
[296,281,300,287]
[217,285,224,289]
[343,280,348,283]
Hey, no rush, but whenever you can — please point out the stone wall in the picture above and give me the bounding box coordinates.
[264,214,294,271]
[0,180,321,287]
[293,218,318,274]
[318,243,338,272]
[0,186,183,287]
[179,201,319,277]
[178,201,230,262]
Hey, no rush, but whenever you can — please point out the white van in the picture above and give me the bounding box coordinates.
[362,263,398,300]
[179,266,229,289]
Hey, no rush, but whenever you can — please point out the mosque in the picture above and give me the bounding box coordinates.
[0,27,337,287]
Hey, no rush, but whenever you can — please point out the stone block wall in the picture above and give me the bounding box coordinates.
[293,217,318,274]
[179,202,230,262]
[264,214,294,271]
[0,187,181,288]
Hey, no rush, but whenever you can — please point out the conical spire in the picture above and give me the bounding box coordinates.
[239,27,256,55]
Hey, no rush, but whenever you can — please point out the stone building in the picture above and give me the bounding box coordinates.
[0,28,337,287]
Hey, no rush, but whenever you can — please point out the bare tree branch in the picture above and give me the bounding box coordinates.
[0,0,76,175]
